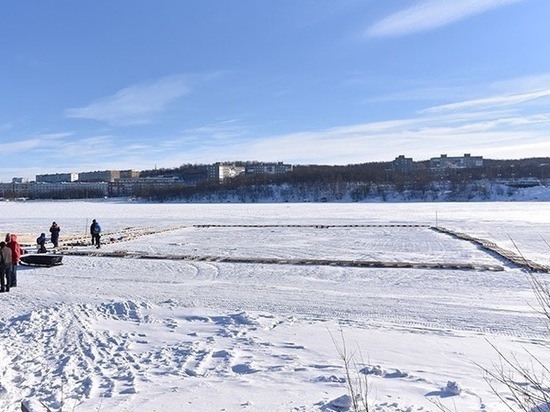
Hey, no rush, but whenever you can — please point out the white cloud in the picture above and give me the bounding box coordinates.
[490,73,550,93]
[0,132,72,154]
[176,106,550,165]
[422,89,550,113]
[186,119,249,141]
[0,139,45,154]
[367,0,525,38]
[65,75,190,126]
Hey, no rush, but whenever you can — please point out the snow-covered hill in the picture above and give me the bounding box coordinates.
[145,181,550,203]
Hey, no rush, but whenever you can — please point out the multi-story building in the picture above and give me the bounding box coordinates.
[0,181,109,198]
[430,153,483,169]
[119,170,140,179]
[245,162,293,175]
[78,170,121,182]
[33,182,109,196]
[109,177,181,197]
[36,172,79,183]
[0,181,33,198]
[392,155,414,172]
[207,163,246,182]
[207,162,293,182]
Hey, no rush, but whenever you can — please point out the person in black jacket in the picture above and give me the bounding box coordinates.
[49,221,60,248]
[90,219,102,248]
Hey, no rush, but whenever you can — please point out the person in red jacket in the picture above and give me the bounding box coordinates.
[0,241,12,292]
[6,233,23,287]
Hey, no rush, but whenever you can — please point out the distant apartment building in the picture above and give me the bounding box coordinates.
[36,172,79,183]
[0,181,33,198]
[207,163,246,182]
[119,169,140,179]
[206,162,293,182]
[34,181,108,196]
[78,170,121,182]
[0,181,109,198]
[430,153,483,169]
[245,162,293,175]
[392,155,414,172]
[109,176,181,197]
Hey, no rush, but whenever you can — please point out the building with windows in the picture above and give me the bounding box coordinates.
[245,162,293,175]
[0,181,108,198]
[119,170,140,179]
[78,170,121,182]
[36,172,79,183]
[0,181,32,198]
[430,153,483,169]
[207,163,246,182]
[109,177,182,197]
[392,155,414,172]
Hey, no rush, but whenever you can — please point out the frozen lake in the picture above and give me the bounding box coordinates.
[0,201,549,412]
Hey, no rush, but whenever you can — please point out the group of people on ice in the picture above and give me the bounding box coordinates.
[0,219,102,292]
[36,221,61,253]
[0,233,23,293]
[36,219,102,252]
[35,219,102,252]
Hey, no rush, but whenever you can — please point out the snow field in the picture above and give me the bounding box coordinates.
[0,201,549,411]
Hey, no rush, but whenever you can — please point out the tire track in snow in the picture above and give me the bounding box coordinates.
[47,224,504,272]
[335,312,548,342]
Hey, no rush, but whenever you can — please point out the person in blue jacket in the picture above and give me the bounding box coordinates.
[36,233,48,253]
[90,219,102,249]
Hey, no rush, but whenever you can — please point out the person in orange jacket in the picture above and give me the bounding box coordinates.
[6,233,23,287]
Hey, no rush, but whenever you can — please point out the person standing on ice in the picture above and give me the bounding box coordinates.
[0,241,12,293]
[90,219,102,249]
[49,221,60,248]
[6,234,22,287]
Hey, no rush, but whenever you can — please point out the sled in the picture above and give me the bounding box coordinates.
[20,254,63,267]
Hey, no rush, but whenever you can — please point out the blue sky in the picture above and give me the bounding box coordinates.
[2,0,550,181]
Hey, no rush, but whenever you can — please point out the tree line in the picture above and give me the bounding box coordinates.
[132,157,550,202]
[7,157,549,201]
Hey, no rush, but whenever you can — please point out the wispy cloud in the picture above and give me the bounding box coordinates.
[177,108,550,166]
[147,72,550,165]
[182,119,249,141]
[181,74,550,164]
[7,71,550,181]
[367,0,525,38]
[65,75,190,126]
[423,89,550,113]
[0,132,72,155]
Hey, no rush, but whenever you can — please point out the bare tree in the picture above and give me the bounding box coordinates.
[478,273,550,412]
[329,329,372,412]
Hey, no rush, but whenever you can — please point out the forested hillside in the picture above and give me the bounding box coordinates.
[134,158,550,202]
